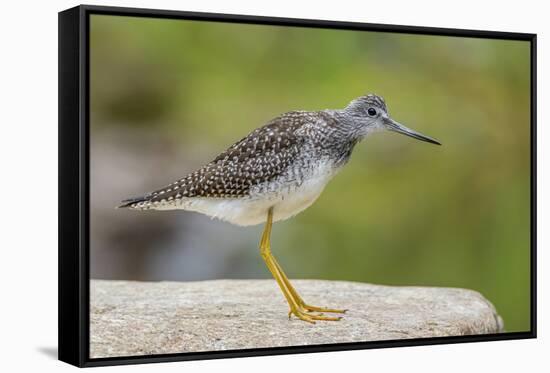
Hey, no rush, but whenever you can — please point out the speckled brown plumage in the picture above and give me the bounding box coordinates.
[119,111,315,209]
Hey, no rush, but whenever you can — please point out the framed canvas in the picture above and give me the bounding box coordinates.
[58,4,537,367]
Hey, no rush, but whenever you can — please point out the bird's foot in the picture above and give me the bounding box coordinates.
[302,304,348,314]
[288,304,346,324]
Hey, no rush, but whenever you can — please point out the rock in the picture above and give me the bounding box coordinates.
[90,279,503,358]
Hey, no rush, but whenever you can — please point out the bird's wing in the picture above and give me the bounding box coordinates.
[119,111,315,209]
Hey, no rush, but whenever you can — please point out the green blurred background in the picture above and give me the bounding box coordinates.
[89,15,531,332]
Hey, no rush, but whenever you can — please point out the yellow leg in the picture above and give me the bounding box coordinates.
[259,207,346,323]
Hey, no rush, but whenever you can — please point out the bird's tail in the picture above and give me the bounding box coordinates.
[117,195,149,209]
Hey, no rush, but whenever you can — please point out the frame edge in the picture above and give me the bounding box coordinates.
[58,5,86,368]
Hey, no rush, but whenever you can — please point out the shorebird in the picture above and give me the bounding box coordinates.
[119,94,441,323]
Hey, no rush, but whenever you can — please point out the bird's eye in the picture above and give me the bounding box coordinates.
[367,108,377,116]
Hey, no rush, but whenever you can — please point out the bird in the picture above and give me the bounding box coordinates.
[118,94,441,324]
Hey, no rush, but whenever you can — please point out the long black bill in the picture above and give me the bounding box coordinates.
[384,117,441,145]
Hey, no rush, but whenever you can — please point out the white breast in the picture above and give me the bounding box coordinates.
[169,160,340,226]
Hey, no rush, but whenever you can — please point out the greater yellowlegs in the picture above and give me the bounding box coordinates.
[119,94,441,323]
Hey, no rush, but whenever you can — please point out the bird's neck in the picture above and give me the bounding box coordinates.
[315,110,364,166]
[322,109,369,143]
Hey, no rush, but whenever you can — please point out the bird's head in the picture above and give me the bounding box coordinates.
[343,94,441,145]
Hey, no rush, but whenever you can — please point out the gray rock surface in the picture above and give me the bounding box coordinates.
[90,279,503,358]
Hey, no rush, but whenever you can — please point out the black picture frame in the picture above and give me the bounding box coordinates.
[58,4,537,368]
